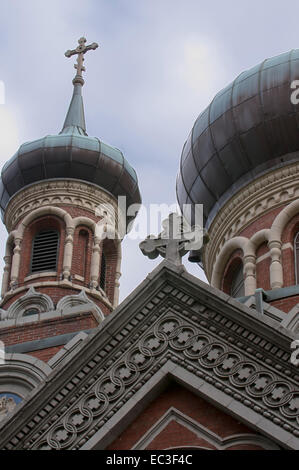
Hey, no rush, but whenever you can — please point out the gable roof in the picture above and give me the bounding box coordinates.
[0,261,298,450]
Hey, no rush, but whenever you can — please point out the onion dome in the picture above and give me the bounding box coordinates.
[0,38,141,227]
[177,49,299,229]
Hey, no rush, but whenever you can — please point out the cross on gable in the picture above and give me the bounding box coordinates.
[139,212,208,266]
[65,37,99,85]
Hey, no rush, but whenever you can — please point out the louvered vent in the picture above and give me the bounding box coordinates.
[31,230,59,273]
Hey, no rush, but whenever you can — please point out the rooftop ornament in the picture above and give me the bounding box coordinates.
[61,37,99,135]
[139,213,208,266]
[65,37,99,86]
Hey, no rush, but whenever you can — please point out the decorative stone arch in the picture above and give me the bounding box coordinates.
[268,200,299,290]
[6,287,54,320]
[211,237,248,292]
[242,229,271,295]
[56,290,104,322]
[244,229,271,258]
[0,353,52,401]
[8,207,74,288]
[72,216,96,232]
[16,206,73,239]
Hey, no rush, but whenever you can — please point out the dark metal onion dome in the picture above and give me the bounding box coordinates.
[0,80,141,225]
[177,49,299,229]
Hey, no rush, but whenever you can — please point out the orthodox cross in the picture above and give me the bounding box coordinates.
[139,213,208,266]
[65,37,99,85]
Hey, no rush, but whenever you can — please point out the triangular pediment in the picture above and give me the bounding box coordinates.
[106,382,280,450]
[0,262,298,450]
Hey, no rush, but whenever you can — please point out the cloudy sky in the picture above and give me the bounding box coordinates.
[0,0,299,300]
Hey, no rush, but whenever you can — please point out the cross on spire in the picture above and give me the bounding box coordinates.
[65,37,99,86]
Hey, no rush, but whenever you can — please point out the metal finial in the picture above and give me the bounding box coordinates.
[65,37,99,86]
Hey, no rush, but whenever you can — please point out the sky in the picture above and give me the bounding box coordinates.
[1,0,299,301]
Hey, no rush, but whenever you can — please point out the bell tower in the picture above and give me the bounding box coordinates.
[177,49,299,315]
[0,38,141,363]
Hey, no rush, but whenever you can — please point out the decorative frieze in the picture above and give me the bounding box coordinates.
[4,179,119,232]
[0,269,297,450]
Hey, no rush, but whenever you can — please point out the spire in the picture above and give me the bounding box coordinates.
[60,37,99,136]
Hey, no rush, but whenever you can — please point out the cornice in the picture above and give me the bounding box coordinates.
[0,264,297,450]
[4,179,119,232]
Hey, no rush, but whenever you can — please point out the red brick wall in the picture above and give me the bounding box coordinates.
[239,206,283,239]
[102,239,118,304]
[271,295,299,313]
[28,345,62,362]
[106,383,267,450]
[72,226,93,284]
[0,313,98,348]
[0,312,98,363]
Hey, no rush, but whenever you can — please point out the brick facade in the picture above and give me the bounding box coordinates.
[0,312,98,361]
[0,189,120,362]
[107,383,267,450]
[222,201,299,313]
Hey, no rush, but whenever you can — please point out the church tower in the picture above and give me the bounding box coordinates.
[0,38,141,365]
[177,49,299,315]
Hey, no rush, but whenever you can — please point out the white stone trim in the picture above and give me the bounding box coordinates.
[4,179,119,233]
[132,407,280,450]
[210,197,299,294]
[0,353,52,401]
[24,272,57,282]
[0,281,113,311]
[2,181,122,307]
[5,287,54,320]
[204,162,299,281]
[56,291,104,322]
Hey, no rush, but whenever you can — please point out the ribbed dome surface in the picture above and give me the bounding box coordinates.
[0,132,141,219]
[177,49,299,227]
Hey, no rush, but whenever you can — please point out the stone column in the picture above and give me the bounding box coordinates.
[10,238,22,289]
[243,254,256,296]
[1,255,11,297]
[62,226,75,281]
[113,242,122,307]
[90,237,101,289]
[269,240,283,289]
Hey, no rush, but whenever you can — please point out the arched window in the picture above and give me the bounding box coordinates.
[77,229,89,279]
[99,252,106,290]
[31,230,59,273]
[294,232,299,283]
[230,263,245,298]
[23,308,39,317]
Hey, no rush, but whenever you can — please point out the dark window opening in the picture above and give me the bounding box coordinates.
[230,264,245,298]
[31,230,59,273]
[23,308,39,317]
[100,253,106,290]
